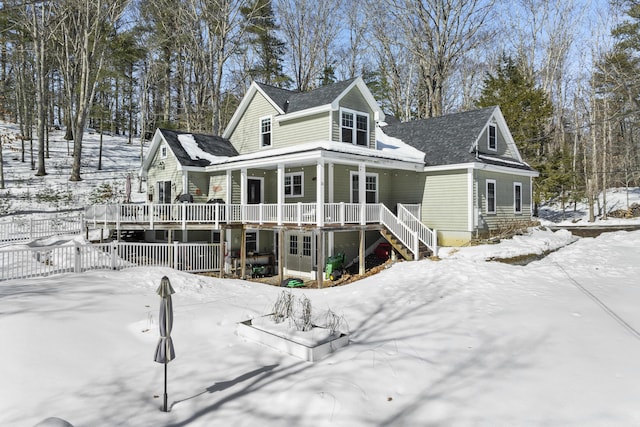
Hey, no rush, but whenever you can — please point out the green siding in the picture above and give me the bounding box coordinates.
[208,173,227,201]
[187,172,209,203]
[277,113,330,147]
[229,91,279,154]
[477,170,532,230]
[477,123,517,158]
[147,142,182,202]
[421,170,469,232]
[332,86,376,148]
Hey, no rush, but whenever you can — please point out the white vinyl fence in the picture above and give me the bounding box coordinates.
[0,241,222,281]
[0,214,84,243]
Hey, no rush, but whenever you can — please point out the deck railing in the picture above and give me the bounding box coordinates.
[398,204,438,255]
[0,241,221,282]
[0,214,84,244]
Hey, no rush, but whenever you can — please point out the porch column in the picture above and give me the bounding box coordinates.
[225,170,232,204]
[240,168,247,205]
[277,163,284,225]
[359,228,365,275]
[358,162,366,225]
[316,160,325,227]
[328,163,334,255]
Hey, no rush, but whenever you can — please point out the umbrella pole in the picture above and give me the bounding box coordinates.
[163,363,168,412]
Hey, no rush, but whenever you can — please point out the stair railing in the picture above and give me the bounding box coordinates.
[397,204,438,256]
[379,204,419,259]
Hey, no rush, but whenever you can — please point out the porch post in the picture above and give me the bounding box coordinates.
[240,168,247,223]
[316,160,325,227]
[359,227,365,275]
[278,227,285,283]
[317,229,324,289]
[225,170,232,224]
[328,162,334,255]
[240,226,247,279]
[183,170,189,196]
[277,163,284,225]
[359,163,366,225]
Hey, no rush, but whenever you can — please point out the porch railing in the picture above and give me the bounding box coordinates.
[0,241,221,282]
[379,205,419,259]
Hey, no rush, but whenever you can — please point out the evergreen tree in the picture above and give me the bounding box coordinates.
[241,0,289,87]
[476,55,554,212]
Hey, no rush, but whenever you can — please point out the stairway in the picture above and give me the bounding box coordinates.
[380,228,431,261]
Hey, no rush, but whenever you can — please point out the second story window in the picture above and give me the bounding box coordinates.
[488,123,497,151]
[160,145,167,159]
[341,109,369,146]
[260,116,272,147]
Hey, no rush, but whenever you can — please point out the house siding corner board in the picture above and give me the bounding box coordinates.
[477,170,532,230]
[422,170,469,231]
[148,148,182,202]
[229,91,280,154]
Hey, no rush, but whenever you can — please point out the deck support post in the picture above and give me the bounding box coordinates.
[240,226,247,279]
[316,229,324,289]
[359,227,365,276]
[278,227,284,284]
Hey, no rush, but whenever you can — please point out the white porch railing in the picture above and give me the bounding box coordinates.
[0,241,222,282]
[398,204,438,255]
[0,214,84,244]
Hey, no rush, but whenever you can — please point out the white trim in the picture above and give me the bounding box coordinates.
[284,171,304,198]
[223,82,285,139]
[424,162,539,177]
[486,179,497,214]
[259,115,273,148]
[275,104,332,122]
[350,170,378,204]
[487,123,497,151]
[330,77,385,123]
[340,107,369,146]
[160,144,168,159]
[514,182,523,214]
[468,168,475,232]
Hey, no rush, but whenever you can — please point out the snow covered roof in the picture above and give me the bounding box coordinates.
[158,128,238,167]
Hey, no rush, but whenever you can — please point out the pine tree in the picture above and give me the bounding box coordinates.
[241,0,289,87]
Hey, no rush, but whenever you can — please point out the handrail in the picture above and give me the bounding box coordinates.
[397,204,438,255]
[379,204,419,259]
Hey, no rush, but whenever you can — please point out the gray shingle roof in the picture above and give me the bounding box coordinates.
[383,106,533,171]
[256,78,359,114]
[159,128,238,167]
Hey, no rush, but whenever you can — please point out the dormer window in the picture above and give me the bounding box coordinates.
[260,116,272,147]
[488,123,497,151]
[341,108,369,146]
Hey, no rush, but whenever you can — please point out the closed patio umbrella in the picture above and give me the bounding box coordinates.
[154,276,175,412]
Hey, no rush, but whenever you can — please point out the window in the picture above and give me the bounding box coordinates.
[514,182,522,214]
[302,235,312,257]
[160,145,168,159]
[284,172,304,197]
[486,180,496,214]
[488,124,497,151]
[246,232,257,254]
[260,116,272,147]
[341,109,369,146]
[351,172,378,203]
[289,235,298,255]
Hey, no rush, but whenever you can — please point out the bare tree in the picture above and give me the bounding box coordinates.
[277,0,341,91]
[52,0,129,181]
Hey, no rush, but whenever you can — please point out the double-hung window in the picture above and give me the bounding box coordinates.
[488,123,497,151]
[341,109,369,146]
[514,182,522,214]
[260,116,272,147]
[351,172,378,203]
[486,179,496,214]
[284,172,304,197]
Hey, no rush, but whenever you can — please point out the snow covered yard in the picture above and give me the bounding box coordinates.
[1,229,640,426]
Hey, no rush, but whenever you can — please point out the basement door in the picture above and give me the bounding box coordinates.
[285,231,313,275]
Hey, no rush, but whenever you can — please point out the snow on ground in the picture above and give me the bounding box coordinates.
[2,123,640,426]
[1,230,640,426]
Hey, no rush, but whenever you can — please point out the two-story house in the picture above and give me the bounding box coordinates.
[90,77,537,283]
